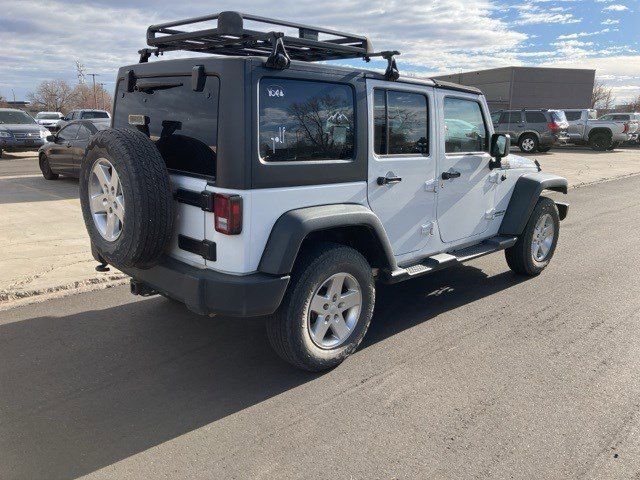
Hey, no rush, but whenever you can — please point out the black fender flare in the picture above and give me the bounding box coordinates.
[258,204,397,275]
[499,172,568,236]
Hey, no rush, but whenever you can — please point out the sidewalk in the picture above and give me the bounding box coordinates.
[0,155,126,309]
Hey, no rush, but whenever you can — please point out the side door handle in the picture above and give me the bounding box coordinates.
[377,175,402,185]
[441,171,461,180]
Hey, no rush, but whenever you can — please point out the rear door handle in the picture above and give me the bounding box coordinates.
[377,176,402,185]
[441,171,461,180]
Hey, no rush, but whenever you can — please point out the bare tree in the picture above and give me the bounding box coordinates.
[72,83,112,112]
[591,80,614,110]
[27,80,76,112]
[75,60,86,85]
[0,93,7,108]
[625,94,640,111]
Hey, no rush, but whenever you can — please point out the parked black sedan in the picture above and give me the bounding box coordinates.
[38,120,109,180]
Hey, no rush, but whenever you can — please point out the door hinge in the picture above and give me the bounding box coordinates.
[178,235,217,261]
[489,172,500,184]
[424,179,438,192]
[174,188,215,212]
[485,209,496,220]
[421,222,435,236]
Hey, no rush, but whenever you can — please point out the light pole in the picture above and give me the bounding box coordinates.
[87,73,99,109]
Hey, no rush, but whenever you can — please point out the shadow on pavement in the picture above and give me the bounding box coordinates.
[0,264,525,479]
[0,175,78,204]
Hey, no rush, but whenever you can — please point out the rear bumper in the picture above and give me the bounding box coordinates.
[124,257,290,317]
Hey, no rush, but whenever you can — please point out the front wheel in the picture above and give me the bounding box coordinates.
[39,154,59,180]
[266,243,375,371]
[505,197,560,276]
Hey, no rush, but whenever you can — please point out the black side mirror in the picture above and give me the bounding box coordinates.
[46,135,56,142]
[489,133,510,169]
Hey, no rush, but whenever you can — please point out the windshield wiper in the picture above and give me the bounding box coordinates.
[134,81,183,93]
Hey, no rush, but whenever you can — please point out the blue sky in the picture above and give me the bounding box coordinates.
[1,0,638,103]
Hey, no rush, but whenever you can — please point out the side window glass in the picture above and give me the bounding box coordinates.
[565,111,581,121]
[499,112,520,124]
[525,112,547,123]
[259,79,355,162]
[373,89,428,156]
[444,97,488,153]
[58,124,80,141]
[77,125,91,140]
[373,89,387,155]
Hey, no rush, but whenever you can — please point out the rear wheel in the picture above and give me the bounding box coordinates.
[505,197,560,276]
[39,153,59,180]
[607,141,620,151]
[519,134,538,153]
[589,131,611,151]
[266,243,375,371]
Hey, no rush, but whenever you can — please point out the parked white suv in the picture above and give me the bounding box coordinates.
[79,12,569,371]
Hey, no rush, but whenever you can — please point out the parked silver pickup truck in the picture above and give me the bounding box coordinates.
[563,109,637,150]
[599,112,640,144]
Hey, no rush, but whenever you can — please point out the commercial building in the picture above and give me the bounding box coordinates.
[433,66,595,111]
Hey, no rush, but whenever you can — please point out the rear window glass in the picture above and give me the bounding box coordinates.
[525,112,547,123]
[114,76,219,178]
[550,111,567,122]
[588,110,598,120]
[564,111,582,121]
[259,79,355,162]
[81,111,110,119]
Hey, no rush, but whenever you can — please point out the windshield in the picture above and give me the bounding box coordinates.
[0,111,37,125]
[36,113,61,120]
[81,111,110,119]
[550,111,567,123]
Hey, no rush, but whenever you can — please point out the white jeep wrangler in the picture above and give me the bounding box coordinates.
[80,12,569,371]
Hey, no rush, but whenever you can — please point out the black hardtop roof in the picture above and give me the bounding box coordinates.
[119,55,482,95]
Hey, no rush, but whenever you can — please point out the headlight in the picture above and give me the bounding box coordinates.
[0,131,12,138]
[40,129,51,138]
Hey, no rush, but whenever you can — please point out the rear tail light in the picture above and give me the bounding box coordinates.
[547,122,559,133]
[622,122,629,133]
[214,193,242,235]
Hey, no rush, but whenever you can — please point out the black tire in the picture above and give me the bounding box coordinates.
[537,146,552,153]
[79,128,175,269]
[589,131,611,151]
[505,196,560,276]
[0,148,3,158]
[518,134,539,153]
[39,153,59,180]
[267,243,375,371]
[607,141,620,151]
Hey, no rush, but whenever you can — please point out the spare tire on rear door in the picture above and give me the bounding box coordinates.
[79,127,175,269]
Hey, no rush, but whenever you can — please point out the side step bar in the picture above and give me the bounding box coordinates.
[384,235,518,284]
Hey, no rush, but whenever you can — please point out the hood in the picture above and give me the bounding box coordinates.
[0,123,46,132]
[502,154,538,171]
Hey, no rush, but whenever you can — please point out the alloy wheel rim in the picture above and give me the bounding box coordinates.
[522,138,535,151]
[89,158,125,241]
[307,272,362,349]
[531,213,554,262]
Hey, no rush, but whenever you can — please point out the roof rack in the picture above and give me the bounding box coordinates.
[139,11,401,79]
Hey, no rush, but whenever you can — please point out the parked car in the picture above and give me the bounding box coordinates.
[563,109,637,150]
[56,109,111,130]
[0,108,51,157]
[35,111,64,131]
[37,120,109,180]
[491,109,569,153]
[79,11,569,371]
[598,112,640,144]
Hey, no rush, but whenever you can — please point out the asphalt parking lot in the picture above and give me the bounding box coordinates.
[1,173,640,479]
[0,145,639,478]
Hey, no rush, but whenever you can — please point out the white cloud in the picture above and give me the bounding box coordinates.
[601,18,621,24]
[512,3,582,25]
[602,4,629,11]
[557,29,610,40]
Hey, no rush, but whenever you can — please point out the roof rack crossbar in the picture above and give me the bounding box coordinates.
[144,11,378,63]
